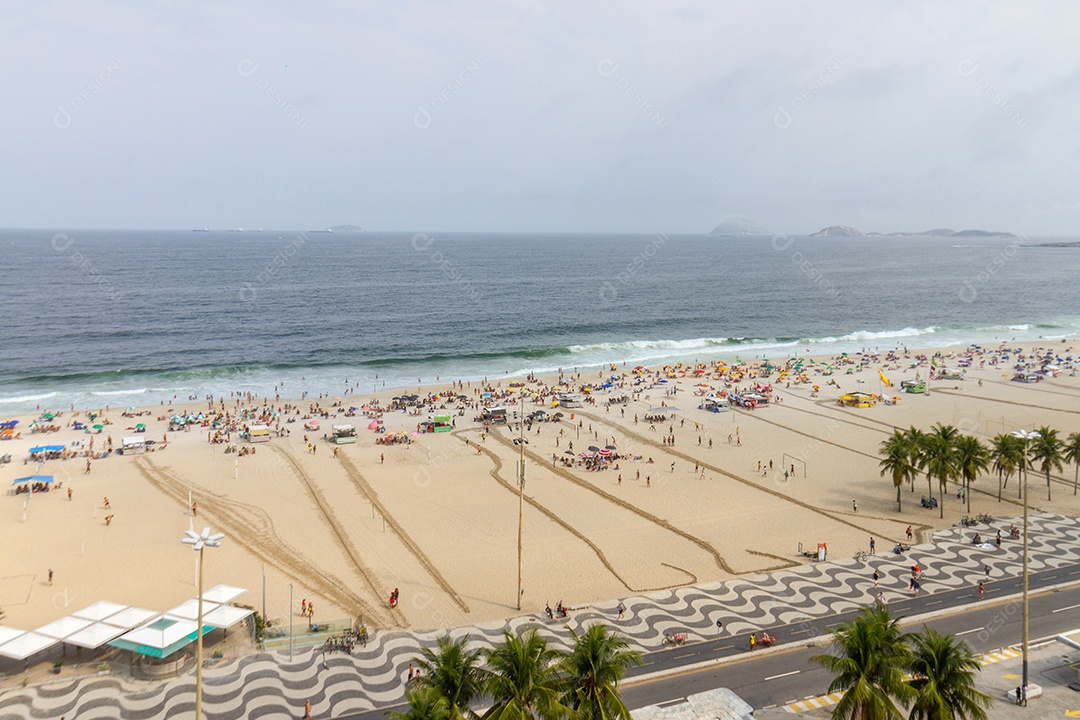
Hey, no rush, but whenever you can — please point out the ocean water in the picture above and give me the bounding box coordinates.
[1,229,1078,413]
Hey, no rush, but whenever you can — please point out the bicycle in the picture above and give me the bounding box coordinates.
[853,549,869,562]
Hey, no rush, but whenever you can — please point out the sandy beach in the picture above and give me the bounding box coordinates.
[4,339,1080,644]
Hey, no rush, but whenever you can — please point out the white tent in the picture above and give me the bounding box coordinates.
[35,616,94,641]
[65,623,130,650]
[0,632,59,660]
[201,584,247,605]
[72,600,128,622]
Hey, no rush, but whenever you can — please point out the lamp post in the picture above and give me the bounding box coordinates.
[182,526,224,720]
[515,396,527,611]
[1012,429,1039,704]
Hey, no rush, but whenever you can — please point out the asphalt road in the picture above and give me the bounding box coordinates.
[339,562,1080,719]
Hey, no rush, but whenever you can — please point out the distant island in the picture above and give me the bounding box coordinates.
[708,215,772,236]
[808,226,1018,239]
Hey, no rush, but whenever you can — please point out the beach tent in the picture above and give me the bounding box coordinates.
[13,475,54,485]
[108,616,212,659]
[0,631,58,660]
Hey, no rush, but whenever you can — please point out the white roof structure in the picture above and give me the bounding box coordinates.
[111,615,204,658]
[103,607,159,629]
[201,584,246,604]
[65,623,130,650]
[167,598,221,621]
[0,632,59,660]
[202,604,253,629]
[72,600,128,622]
[36,616,94,641]
[0,626,25,646]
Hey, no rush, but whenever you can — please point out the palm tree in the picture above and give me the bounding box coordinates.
[1029,426,1064,502]
[989,434,1020,502]
[389,687,453,720]
[560,624,643,720]
[482,629,567,720]
[1064,432,1080,496]
[907,627,993,720]
[811,604,915,720]
[923,434,958,520]
[415,634,485,720]
[880,431,916,512]
[953,436,990,514]
[903,426,933,499]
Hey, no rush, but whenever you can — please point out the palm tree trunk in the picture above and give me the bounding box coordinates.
[997,469,1002,502]
[897,483,902,512]
[1047,469,1052,501]
[939,479,945,519]
[966,476,971,514]
[1074,463,1078,495]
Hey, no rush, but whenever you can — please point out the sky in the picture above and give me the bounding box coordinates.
[3,1,1079,235]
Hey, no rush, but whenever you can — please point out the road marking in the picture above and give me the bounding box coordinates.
[673,653,695,660]
[979,648,1020,666]
[893,606,910,612]
[790,628,811,635]
[1069,569,1080,575]
[657,697,685,707]
[787,692,843,713]
[716,644,733,650]
[956,627,983,637]
[764,670,800,681]
[1053,603,1080,614]
[926,600,942,606]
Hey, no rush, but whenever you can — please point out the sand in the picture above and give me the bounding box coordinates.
[4,340,1080,641]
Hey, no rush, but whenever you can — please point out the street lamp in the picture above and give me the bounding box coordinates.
[182,526,224,720]
[515,395,528,611]
[1012,429,1039,705]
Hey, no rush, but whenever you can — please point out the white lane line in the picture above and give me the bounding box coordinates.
[764,670,801,681]
[1052,603,1080,614]
[956,627,983,637]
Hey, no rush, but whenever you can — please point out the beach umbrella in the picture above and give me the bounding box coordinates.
[135,423,145,430]
[93,424,103,430]
[14,475,53,485]
[367,421,380,430]
[605,445,617,450]
[43,413,54,420]
[563,450,575,455]
[588,445,600,452]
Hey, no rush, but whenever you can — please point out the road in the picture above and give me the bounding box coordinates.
[339,562,1080,719]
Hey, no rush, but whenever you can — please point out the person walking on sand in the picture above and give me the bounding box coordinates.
[67,487,72,501]
[301,599,307,616]
[906,525,913,541]
[48,569,53,586]
[192,501,197,518]
[105,514,114,526]
[852,500,858,513]
[869,537,875,555]
[103,497,111,509]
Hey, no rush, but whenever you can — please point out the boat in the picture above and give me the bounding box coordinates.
[309,228,334,233]
[193,228,210,232]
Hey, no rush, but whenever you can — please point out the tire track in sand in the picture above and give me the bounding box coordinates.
[267,446,399,624]
[334,452,470,614]
[575,408,923,541]
[481,429,736,574]
[457,431,699,591]
[135,457,389,625]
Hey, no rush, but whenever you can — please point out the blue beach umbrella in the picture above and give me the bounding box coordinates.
[13,475,54,485]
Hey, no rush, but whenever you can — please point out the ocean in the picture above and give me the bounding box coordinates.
[1,228,1077,413]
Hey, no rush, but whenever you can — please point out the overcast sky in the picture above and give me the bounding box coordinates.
[3,2,1078,235]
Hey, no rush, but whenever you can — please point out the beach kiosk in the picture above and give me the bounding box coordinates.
[248,425,271,443]
[122,436,148,455]
[331,424,357,444]
[429,415,452,433]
